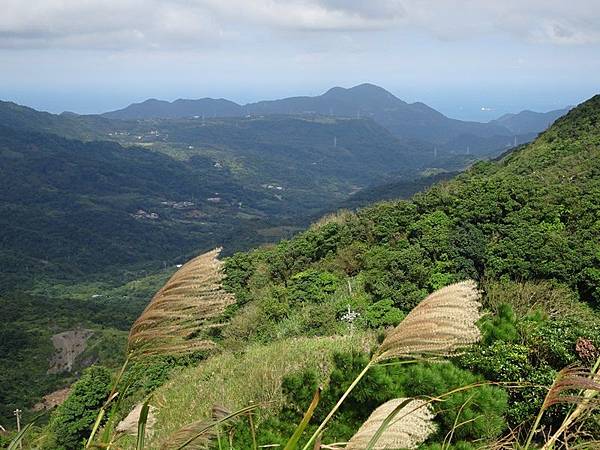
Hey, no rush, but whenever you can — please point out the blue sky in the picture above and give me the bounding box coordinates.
[1,0,598,121]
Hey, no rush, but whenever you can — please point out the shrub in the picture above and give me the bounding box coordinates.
[287,269,340,304]
[481,303,519,344]
[240,352,508,447]
[525,317,600,368]
[459,340,554,426]
[360,299,404,329]
[49,366,112,450]
[397,363,508,441]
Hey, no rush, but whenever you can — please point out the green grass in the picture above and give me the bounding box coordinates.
[123,334,374,449]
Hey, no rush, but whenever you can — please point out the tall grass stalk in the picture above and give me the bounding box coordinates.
[7,422,35,450]
[540,356,600,450]
[301,361,374,450]
[284,388,322,450]
[165,403,260,450]
[135,399,151,450]
[85,355,130,447]
[363,398,413,450]
[524,359,600,449]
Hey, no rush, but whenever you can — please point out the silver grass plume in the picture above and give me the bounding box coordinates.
[374,280,482,362]
[128,248,235,357]
[345,398,436,450]
[160,420,216,450]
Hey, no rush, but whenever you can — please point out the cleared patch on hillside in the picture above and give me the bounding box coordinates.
[48,329,94,374]
[32,387,71,412]
[116,402,158,435]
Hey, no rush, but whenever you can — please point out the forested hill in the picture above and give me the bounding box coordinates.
[199,94,600,448]
[0,125,284,288]
[490,106,572,134]
[0,100,116,140]
[102,84,567,149]
[228,94,600,313]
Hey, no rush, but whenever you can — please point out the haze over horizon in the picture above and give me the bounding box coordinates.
[1,0,599,121]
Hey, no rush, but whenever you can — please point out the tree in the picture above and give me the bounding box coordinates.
[49,366,112,450]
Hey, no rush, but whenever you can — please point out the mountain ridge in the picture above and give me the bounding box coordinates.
[101,83,569,150]
[490,106,572,134]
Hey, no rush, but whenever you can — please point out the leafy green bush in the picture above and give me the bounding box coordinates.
[232,351,508,447]
[287,269,340,304]
[525,317,600,368]
[480,303,519,344]
[459,340,553,426]
[359,299,404,328]
[397,363,508,441]
[48,366,112,450]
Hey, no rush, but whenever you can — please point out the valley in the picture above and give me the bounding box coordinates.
[3,0,599,447]
[0,85,584,449]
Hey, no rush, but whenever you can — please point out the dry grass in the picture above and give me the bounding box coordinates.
[483,279,593,321]
[542,367,600,410]
[374,280,482,362]
[310,209,354,230]
[159,420,216,450]
[522,358,600,450]
[345,398,436,450]
[127,248,235,357]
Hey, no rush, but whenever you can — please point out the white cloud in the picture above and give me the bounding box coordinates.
[0,0,599,49]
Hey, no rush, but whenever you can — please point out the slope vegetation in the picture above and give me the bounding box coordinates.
[141,94,600,448]
[36,94,598,449]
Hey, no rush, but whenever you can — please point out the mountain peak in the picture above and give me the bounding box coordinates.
[323,83,400,101]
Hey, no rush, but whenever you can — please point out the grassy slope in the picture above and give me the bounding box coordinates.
[123,335,373,449]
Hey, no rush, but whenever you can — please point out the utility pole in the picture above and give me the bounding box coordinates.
[14,409,22,449]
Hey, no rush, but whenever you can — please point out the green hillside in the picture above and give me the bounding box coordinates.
[4,95,599,448]
[104,115,432,208]
[224,94,600,343]
[0,100,461,429]
[214,95,600,447]
[0,125,293,289]
[87,94,598,449]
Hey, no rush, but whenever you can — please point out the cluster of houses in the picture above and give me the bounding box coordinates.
[160,200,195,209]
[131,209,160,220]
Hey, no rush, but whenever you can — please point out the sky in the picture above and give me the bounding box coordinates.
[0,0,599,121]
